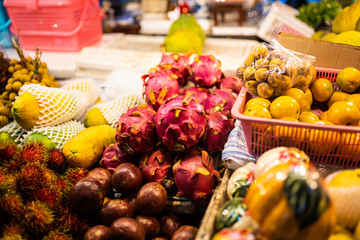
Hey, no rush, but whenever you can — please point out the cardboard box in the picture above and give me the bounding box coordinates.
[277,32,360,69]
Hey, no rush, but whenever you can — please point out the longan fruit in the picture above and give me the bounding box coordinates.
[13,74,22,82]
[41,78,53,87]
[5,83,12,92]
[9,92,17,101]
[7,78,14,84]
[31,79,39,84]
[7,66,14,74]
[14,64,22,71]
[12,81,23,92]
[41,62,47,68]
[1,91,9,100]
[20,68,29,75]
[257,82,274,99]
[255,68,270,82]
[254,45,269,59]
[22,75,31,83]
[9,59,18,66]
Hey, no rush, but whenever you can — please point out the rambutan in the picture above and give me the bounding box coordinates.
[0,132,18,161]
[15,163,50,199]
[31,187,61,209]
[47,149,68,174]
[20,141,50,165]
[0,193,24,218]
[23,200,54,233]
[2,152,22,175]
[42,229,72,240]
[2,223,27,239]
[0,233,26,240]
[56,208,90,238]
[63,168,88,186]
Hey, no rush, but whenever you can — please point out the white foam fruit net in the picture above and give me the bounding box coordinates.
[88,94,145,128]
[19,84,89,128]
[21,120,85,150]
[60,78,101,105]
[0,121,27,145]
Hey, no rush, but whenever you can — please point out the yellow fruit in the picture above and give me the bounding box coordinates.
[299,111,319,123]
[12,81,23,92]
[244,97,271,110]
[309,65,317,83]
[311,78,334,102]
[322,32,338,41]
[331,31,360,47]
[336,67,360,93]
[346,94,360,110]
[328,225,355,240]
[270,96,300,119]
[243,104,272,119]
[63,125,116,169]
[327,169,360,229]
[284,88,311,113]
[257,82,274,98]
[274,117,306,145]
[307,121,340,154]
[320,111,329,121]
[244,53,255,68]
[327,101,360,125]
[327,91,351,108]
[304,88,313,105]
[254,44,268,59]
[84,107,109,128]
[11,92,40,130]
[338,132,360,156]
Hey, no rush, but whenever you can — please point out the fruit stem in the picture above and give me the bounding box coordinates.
[11,34,27,68]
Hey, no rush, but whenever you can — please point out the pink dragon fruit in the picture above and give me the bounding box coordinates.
[139,147,174,189]
[155,95,207,152]
[142,71,180,111]
[189,55,223,88]
[150,53,191,86]
[200,112,235,153]
[173,147,220,206]
[203,89,236,118]
[99,143,135,173]
[180,86,211,105]
[219,75,243,94]
[116,104,157,155]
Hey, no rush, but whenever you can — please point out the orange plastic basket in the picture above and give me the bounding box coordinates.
[231,67,360,168]
[3,0,104,51]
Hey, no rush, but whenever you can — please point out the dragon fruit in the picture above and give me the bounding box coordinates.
[219,75,243,94]
[200,112,235,153]
[116,104,157,155]
[155,95,207,152]
[142,71,180,111]
[203,89,236,118]
[139,147,174,189]
[151,53,191,86]
[99,143,135,173]
[189,55,223,88]
[173,147,220,206]
[180,86,210,105]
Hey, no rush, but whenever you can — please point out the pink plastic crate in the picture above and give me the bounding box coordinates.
[231,67,360,168]
[3,0,104,51]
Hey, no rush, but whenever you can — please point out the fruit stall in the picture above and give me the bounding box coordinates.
[0,0,360,239]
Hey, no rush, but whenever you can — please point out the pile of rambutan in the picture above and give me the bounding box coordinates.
[0,131,91,239]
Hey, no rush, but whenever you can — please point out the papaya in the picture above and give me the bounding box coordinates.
[62,125,116,169]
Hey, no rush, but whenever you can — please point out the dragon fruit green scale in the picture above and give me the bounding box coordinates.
[155,95,207,152]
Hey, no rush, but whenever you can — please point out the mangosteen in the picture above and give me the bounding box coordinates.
[136,182,167,216]
[87,167,112,195]
[111,217,145,240]
[112,163,143,194]
[83,225,115,240]
[136,215,160,239]
[159,213,182,239]
[171,225,198,240]
[100,199,133,226]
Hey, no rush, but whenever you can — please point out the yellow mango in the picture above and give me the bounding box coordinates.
[63,125,116,169]
[11,92,40,130]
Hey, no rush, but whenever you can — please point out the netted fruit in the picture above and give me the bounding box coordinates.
[116,104,157,155]
[203,89,236,118]
[142,71,180,111]
[200,112,235,153]
[189,55,223,88]
[173,147,220,206]
[155,95,207,152]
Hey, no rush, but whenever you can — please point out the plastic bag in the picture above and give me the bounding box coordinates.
[237,40,316,99]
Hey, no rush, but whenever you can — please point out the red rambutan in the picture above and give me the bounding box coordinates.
[2,151,22,175]
[20,141,50,165]
[47,149,68,174]
[32,187,61,209]
[56,207,90,238]
[0,132,18,161]
[23,200,54,233]
[42,229,72,240]
[0,193,24,218]
[63,168,88,186]
[2,223,27,239]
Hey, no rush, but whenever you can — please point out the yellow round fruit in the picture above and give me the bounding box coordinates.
[257,82,274,98]
[338,132,360,157]
[310,65,317,83]
[244,97,271,110]
[336,67,360,93]
[327,101,360,125]
[320,111,329,121]
[270,96,300,119]
[346,94,360,110]
[305,88,313,105]
[284,88,311,113]
[243,104,272,119]
[310,78,334,102]
[307,121,340,154]
[299,111,319,123]
[327,91,350,108]
[274,117,306,147]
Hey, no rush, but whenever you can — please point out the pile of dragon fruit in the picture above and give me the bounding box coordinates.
[100,53,242,206]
